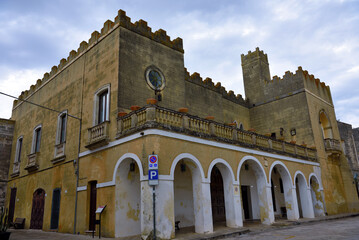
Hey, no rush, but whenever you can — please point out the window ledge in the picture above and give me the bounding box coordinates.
[10,171,20,178]
[51,154,66,164]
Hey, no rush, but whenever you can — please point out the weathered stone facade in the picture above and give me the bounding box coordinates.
[338,121,359,197]
[0,119,14,207]
[4,10,359,239]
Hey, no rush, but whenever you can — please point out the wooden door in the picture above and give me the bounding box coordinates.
[210,167,226,222]
[30,189,45,229]
[89,181,97,231]
[50,189,61,229]
[8,188,17,223]
[241,186,251,220]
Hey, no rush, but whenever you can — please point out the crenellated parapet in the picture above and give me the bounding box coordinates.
[267,66,332,104]
[13,9,183,108]
[115,10,183,52]
[184,68,248,106]
[241,47,269,66]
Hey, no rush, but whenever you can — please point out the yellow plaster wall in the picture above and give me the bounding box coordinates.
[306,93,359,214]
[5,162,76,233]
[249,93,315,146]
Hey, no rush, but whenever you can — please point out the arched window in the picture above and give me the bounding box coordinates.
[14,136,23,163]
[31,124,42,153]
[93,84,110,125]
[56,111,67,144]
[319,110,333,139]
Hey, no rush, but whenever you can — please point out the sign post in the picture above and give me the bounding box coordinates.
[148,154,158,240]
[95,205,106,239]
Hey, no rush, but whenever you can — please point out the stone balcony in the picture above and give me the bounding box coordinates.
[117,105,317,162]
[85,121,110,149]
[324,138,342,156]
[25,152,39,172]
[10,162,20,177]
[52,142,66,164]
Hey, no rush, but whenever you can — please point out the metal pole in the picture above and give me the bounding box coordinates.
[99,213,101,239]
[73,119,82,234]
[153,185,156,240]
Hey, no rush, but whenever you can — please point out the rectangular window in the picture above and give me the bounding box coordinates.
[16,138,23,163]
[98,90,108,124]
[34,128,41,153]
[60,114,66,143]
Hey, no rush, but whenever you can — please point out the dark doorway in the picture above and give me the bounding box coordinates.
[271,179,276,212]
[89,181,97,231]
[8,188,17,223]
[30,189,45,229]
[50,188,61,229]
[210,166,225,222]
[295,179,303,218]
[241,186,252,220]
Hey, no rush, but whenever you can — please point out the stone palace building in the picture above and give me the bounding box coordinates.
[2,10,359,239]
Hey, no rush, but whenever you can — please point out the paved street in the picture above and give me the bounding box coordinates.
[229,216,359,240]
[7,216,359,240]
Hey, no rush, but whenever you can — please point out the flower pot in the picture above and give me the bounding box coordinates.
[130,105,140,111]
[178,108,188,113]
[290,140,296,144]
[228,123,237,127]
[118,112,127,117]
[146,98,157,105]
[0,232,11,240]
[248,128,256,132]
[205,116,214,120]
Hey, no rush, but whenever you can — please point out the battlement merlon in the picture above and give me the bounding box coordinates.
[241,47,269,66]
[184,68,248,106]
[13,9,184,108]
[269,66,333,104]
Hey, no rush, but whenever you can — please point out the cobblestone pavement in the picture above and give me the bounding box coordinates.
[7,215,359,240]
[228,216,359,240]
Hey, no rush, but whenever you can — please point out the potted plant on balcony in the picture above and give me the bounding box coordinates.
[0,207,11,240]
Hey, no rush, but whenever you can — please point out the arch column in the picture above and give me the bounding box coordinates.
[285,186,300,220]
[141,179,175,240]
[193,180,213,233]
[224,183,243,228]
[259,184,275,224]
[303,187,315,218]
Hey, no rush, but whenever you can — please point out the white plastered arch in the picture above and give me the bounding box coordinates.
[269,160,299,220]
[269,161,294,187]
[309,173,323,190]
[112,153,145,183]
[294,171,309,188]
[170,153,206,182]
[208,158,237,184]
[237,155,268,185]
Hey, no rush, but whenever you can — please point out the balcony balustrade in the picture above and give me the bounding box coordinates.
[324,138,342,156]
[117,105,317,162]
[85,121,110,149]
[10,162,20,177]
[25,152,39,172]
[52,142,66,163]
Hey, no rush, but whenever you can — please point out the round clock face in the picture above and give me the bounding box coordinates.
[145,67,165,91]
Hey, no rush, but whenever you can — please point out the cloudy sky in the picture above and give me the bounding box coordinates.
[0,0,358,127]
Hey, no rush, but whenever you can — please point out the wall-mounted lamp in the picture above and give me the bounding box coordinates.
[181,160,186,172]
[290,128,296,136]
[130,161,135,172]
[280,128,284,136]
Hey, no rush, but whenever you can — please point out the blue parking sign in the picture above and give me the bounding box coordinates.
[148,169,159,185]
